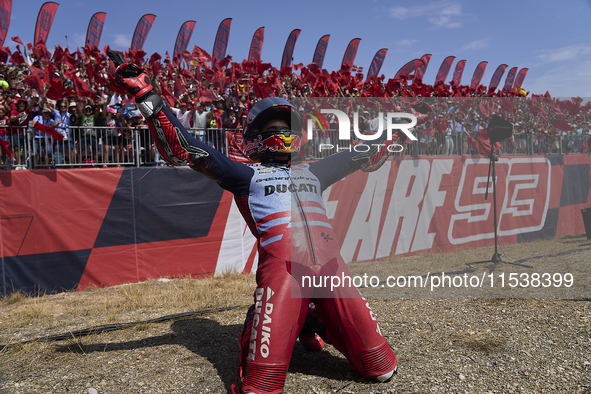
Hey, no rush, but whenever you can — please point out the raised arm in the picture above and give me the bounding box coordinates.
[108,51,252,194]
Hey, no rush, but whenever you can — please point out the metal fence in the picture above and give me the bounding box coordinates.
[0,125,229,170]
[1,125,589,170]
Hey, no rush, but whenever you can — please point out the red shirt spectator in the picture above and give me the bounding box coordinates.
[10,98,30,135]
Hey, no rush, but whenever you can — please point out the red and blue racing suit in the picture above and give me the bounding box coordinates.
[143,102,397,394]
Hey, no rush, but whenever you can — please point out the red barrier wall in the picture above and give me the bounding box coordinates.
[1,155,589,294]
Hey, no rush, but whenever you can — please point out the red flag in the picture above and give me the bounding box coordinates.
[488,64,508,93]
[131,14,156,51]
[85,12,107,48]
[33,41,52,61]
[212,18,232,61]
[71,73,95,98]
[502,67,518,91]
[434,56,455,85]
[340,38,361,70]
[0,46,10,63]
[33,121,64,141]
[198,89,216,102]
[25,66,46,93]
[394,59,424,80]
[9,49,25,65]
[46,78,71,100]
[467,129,501,154]
[160,82,175,107]
[470,61,488,89]
[451,60,466,86]
[248,26,265,62]
[149,52,161,64]
[413,54,432,83]
[555,119,571,132]
[0,0,12,47]
[11,36,23,46]
[281,29,301,69]
[0,137,13,161]
[498,97,515,112]
[52,44,64,65]
[311,34,330,68]
[173,20,196,62]
[513,68,528,89]
[479,100,494,118]
[192,45,212,63]
[34,2,59,45]
[366,48,388,80]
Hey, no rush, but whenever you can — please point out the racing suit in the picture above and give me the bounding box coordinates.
[141,101,397,394]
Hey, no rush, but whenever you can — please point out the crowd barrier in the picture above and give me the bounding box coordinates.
[1,124,590,170]
[0,125,230,170]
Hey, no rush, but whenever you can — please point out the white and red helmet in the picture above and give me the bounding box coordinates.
[242,97,303,162]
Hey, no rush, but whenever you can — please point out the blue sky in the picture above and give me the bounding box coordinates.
[5,0,591,97]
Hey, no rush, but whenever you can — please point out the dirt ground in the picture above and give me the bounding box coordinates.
[1,236,590,393]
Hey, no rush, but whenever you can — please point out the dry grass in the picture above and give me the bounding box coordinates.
[0,272,256,348]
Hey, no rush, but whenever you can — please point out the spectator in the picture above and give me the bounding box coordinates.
[31,107,59,166]
[192,101,212,140]
[53,100,75,164]
[0,105,10,164]
[9,97,30,165]
[170,100,196,129]
[103,106,123,164]
[77,102,101,163]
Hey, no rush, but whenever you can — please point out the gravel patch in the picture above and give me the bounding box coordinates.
[1,237,590,393]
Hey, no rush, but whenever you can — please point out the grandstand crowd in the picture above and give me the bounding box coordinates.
[0,43,590,168]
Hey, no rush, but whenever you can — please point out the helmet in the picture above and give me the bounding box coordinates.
[243,97,303,162]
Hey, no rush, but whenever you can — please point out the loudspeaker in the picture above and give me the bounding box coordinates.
[487,114,513,145]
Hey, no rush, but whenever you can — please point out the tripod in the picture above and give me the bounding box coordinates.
[468,147,532,270]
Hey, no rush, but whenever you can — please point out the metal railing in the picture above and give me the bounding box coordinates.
[1,125,589,170]
[0,125,229,169]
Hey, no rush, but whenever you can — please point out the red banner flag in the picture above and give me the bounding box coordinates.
[71,73,95,98]
[312,34,330,68]
[413,54,432,83]
[9,48,25,64]
[33,120,63,141]
[502,66,518,91]
[34,2,59,45]
[513,68,529,89]
[0,46,10,63]
[394,58,425,81]
[366,48,388,80]
[341,38,361,70]
[555,119,571,132]
[248,26,264,62]
[212,18,232,61]
[25,65,46,93]
[434,55,455,85]
[281,29,301,69]
[11,36,23,46]
[0,137,12,161]
[131,14,156,51]
[173,20,195,63]
[0,0,12,47]
[470,61,488,88]
[85,12,106,48]
[451,59,466,86]
[488,64,508,92]
[191,45,212,63]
